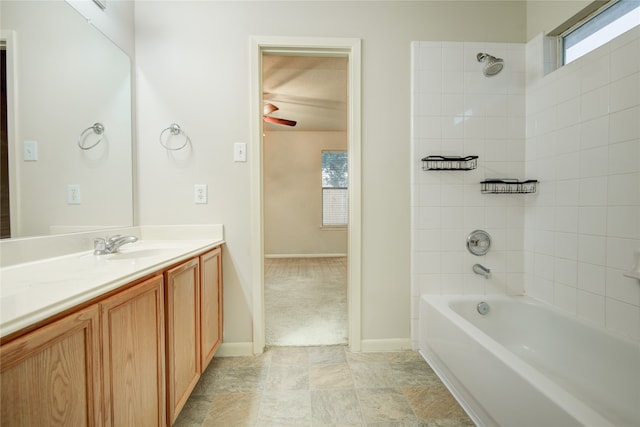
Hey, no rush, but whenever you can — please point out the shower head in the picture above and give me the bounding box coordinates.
[477,52,504,77]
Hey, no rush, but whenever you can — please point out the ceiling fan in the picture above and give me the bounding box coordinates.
[263,102,297,127]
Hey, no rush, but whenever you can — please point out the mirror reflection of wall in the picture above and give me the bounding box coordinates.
[0,0,132,239]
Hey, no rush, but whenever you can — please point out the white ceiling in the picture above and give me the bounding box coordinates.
[262,54,348,132]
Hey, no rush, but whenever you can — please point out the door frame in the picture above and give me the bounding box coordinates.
[250,36,362,353]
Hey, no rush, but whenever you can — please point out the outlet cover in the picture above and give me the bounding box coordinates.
[67,184,81,204]
[194,184,207,204]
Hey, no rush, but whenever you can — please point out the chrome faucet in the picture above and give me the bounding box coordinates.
[94,235,138,255]
[473,263,491,279]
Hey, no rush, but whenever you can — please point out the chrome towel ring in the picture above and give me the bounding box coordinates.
[77,123,105,150]
[160,123,190,150]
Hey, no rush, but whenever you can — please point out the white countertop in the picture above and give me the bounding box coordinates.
[1,236,223,338]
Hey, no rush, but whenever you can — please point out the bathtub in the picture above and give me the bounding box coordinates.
[419,294,640,427]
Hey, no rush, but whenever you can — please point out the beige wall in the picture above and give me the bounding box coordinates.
[264,131,347,256]
[526,0,594,40]
[134,1,527,347]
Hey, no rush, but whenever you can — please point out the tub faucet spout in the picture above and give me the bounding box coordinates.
[473,263,491,279]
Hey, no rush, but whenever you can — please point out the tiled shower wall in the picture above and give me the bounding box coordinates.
[411,28,640,347]
[410,41,527,346]
[524,27,640,341]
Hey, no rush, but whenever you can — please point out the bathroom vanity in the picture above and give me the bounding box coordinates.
[0,226,223,426]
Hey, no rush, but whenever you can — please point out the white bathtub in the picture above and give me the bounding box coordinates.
[419,294,640,427]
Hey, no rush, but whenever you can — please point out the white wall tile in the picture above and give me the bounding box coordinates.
[578,206,608,236]
[607,206,640,239]
[578,234,606,265]
[555,153,580,180]
[579,146,609,178]
[608,140,640,175]
[557,97,581,127]
[579,176,608,206]
[577,262,606,295]
[606,299,640,340]
[441,116,465,140]
[534,253,555,281]
[555,206,579,233]
[555,232,578,260]
[581,86,610,122]
[442,71,464,93]
[610,38,640,81]
[418,92,442,116]
[555,257,578,286]
[442,94,464,116]
[580,116,609,150]
[580,53,610,92]
[607,172,639,205]
[610,73,640,113]
[606,267,640,306]
[522,26,640,342]
[606,237,640,271]
[555,180,580,206]
[556,68,581,103]
[610,106,640,143]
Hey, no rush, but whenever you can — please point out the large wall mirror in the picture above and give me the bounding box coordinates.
[1,0,133,239]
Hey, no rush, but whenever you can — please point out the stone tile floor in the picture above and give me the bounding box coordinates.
[174,346,475,427]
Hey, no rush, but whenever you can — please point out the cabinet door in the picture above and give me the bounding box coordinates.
[164,258,200,425]
[101,275,166,427]
[1,305,102,426]
[200,247,222,370]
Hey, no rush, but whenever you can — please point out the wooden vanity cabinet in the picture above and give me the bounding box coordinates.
[200,247,222,370]
[164,247,223,423]
[164,258,201,424]
[0,305,102,427]
[0,246,222,427]
[101,274,166,427]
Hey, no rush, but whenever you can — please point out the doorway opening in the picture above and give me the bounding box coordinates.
[262,54,348,346]
[250,37,361,353]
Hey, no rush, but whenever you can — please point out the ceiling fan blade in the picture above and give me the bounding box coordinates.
[263,116,297,127]
[263,103,279,115]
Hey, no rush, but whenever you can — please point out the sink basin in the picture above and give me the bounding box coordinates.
[76,241,198,263]
[102,242,192,262]
[105,248,171,261]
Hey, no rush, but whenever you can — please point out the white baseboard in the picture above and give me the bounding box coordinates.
[265,253,347,259]
[215,341,254,357]
[360,338,413,352]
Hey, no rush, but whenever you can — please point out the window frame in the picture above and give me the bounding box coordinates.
[560,0,640,65]
[321,150,348,228]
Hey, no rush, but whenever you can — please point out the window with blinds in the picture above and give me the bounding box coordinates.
[322,151,348,226]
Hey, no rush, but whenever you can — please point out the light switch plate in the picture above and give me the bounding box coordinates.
[24,141,38,161]
[234,142,247,162]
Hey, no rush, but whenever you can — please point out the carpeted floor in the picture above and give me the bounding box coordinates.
[264,257,348,346]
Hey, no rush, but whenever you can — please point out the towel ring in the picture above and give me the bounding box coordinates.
[77,123,105,150]
[160,123,190,150]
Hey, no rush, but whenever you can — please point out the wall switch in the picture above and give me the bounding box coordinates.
[194,184,207,204]
[234,142,247,162]
[24,141,38,161]
[67,184,81,204]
